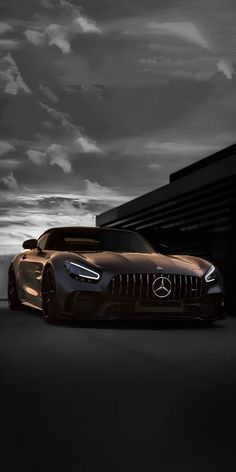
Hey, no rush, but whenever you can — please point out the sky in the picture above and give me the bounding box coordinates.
[0,0,235,253]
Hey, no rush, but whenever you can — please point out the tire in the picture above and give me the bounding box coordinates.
[8,264,22,310]
[42,266,58,324]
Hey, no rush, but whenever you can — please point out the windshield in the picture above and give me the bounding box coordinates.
[46,230,155,253]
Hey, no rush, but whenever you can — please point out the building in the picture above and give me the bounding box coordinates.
[96,143,236,314]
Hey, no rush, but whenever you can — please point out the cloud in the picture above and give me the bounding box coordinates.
[0,141,14,156]
[0,23,12,35]
[123,20,210,50]
[39,102,72,127]
[0,187,132,254]
[106,135,218,159]
[39,102,103,153]
[76,136,102,153]
[145,141,215,155]
[25,25,70,54]
[39,84,59,103]
[27,149,46,165]
[169,69,213,81]
[0,199,94,254]
[0,53,31,95]
[59,0,74,9]
[148,22,210,49]
[0,159,21,170]
[47,144,71,173]
[217,59,234,79]
[24,29,45,46]
[46,24,71,54]
[27,144,72,173]
[137,55,216,82]
[0,188,127,253]
[0,172,18,191]
[74,16,102,34]
[25,4,101,54]
[149,163,163,169]
[85,179,123,201]
[25,25,71,54]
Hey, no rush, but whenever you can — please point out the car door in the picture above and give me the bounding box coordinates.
[18,235,49,307]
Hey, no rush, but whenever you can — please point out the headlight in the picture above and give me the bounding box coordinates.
[64,260,101,282]
[205,264,217,283]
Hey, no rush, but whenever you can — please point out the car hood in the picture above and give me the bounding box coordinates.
[67,251,210,276]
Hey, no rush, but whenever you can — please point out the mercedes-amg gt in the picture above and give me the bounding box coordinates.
[8,226,225,323]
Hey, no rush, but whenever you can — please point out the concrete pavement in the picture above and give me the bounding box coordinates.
[0,306,236,471]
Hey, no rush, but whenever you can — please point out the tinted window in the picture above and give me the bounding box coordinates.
[46,230,155,253]
[37,234,48,250]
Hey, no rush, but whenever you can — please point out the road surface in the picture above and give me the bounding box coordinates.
[1,304,236,471]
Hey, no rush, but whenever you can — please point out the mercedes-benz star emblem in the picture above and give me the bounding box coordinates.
[152,276,172,298]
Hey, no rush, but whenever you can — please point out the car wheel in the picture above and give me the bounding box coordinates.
[42,266,58,324]
[8,264,22,310]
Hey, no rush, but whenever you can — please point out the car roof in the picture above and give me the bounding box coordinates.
[38,226,136,239]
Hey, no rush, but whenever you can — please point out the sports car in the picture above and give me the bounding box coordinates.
[8,226,225,323]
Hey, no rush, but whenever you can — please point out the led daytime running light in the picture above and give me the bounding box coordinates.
[65,260,100,280]
[205,265,216,283]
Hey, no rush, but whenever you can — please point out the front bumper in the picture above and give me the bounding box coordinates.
[60,291,225,321]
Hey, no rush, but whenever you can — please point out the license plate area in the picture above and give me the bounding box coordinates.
[135,301,184,313]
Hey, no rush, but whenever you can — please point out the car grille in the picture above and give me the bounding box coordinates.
[107,273,205,300]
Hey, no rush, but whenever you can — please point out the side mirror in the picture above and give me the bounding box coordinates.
[157,243,169,254]
[22,239,38,250]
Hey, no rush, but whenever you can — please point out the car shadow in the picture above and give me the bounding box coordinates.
[13,306,226,331]
[59,318,226,331]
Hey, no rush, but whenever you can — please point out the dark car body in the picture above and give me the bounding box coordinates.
[8,226,225,323]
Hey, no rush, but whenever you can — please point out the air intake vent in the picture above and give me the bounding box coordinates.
[107,274,205,300]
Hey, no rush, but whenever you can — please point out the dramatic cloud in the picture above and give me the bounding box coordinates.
[85,179,121,200]
[76,136,102,154]
[0,189,129,253]
[169,69,213,81]
[146,22,210,49]
[24,29,45,47]
[46,24,71,54]
[145,141,216,155]
[148,163,163,169]
[39,102,103,153]
[137,55,217,82]
[47,144,71,173]
[39,102,73,130]
[0,23,12,35]
[217,59,234,79]
[27,144,72,173]
[0,141,14,157]
[0,172,18,191]
[39,84,59,103]
[25,4,101,54]
[27,149,46,165]
[0,159,21,170]
[25,26,70,54]
[105,135,218,159]
[75,16,102,34]
[0,53,31,95]
[121,19,210,49]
